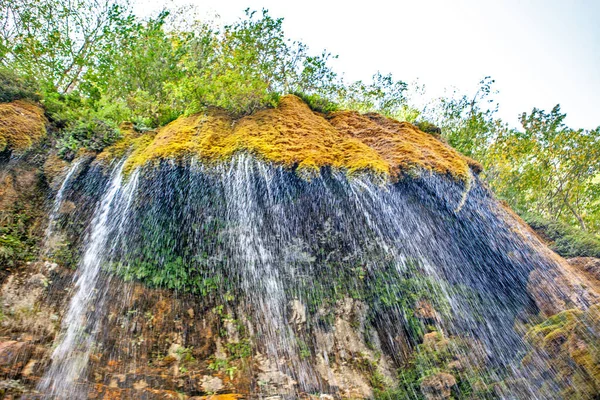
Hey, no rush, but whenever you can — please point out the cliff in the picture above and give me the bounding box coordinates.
[0,95,598,400]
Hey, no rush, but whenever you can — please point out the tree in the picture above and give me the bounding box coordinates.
[425,77,499,159]
[338,72,410,118]
[0,0,131,93]
[173,9,339,116]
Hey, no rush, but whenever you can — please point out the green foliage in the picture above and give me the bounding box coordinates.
[426,76,498,159]
[0,68,40,103]
[0,233,27,267]
[57,117,121,159]
[368,262,451,341]
[0,0,131,93]
[387,331,500,400]
[414,121,442,136]
[339,72,410,118]
[0,211,36,267]
[523,213,600,258]
[487,106,600,233]
[225,339,252,360]
[172,9,338,117]
[174,346,195,364]
[91,10,190,126]
[427,77,600,236]
[292,92,339,114]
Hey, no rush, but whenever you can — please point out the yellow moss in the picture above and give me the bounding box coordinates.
[0,100,46,152]
[99,95,472,181]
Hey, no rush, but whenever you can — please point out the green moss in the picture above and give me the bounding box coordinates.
[387,331,500,399]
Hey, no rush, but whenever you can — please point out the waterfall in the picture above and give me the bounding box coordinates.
[43,159,81,251]
[36,155,591,398]
[38,161,140,399]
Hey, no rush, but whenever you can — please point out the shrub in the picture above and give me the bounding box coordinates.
[292,92,339,114]
[57,118,121,160]
[523,213,600,258]
[415,120,442,136]
[0,69,41,103]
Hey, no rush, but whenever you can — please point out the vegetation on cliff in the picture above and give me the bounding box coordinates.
[524,305,600,399]
[0,101,46,153]
[2,0,598,242]
[97,95,472,180]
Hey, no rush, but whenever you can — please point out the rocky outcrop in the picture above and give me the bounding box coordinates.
[98,95,475,180]
[0,95,599,400]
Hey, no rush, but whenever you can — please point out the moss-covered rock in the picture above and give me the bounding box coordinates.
[523,305,600,399]
[98,95,474,181]
[0,100,46,153]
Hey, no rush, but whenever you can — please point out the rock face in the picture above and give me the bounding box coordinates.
[0,96,598,399]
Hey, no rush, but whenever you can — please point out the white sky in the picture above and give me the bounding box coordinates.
[135,0,600,129]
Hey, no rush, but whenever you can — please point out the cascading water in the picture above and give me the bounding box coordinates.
[36,154,596,399]
[38,161,140,399]
[43,159,81,251]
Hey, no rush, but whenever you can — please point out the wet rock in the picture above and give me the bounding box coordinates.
[0,341,36,377]
[256,353,296,393]
[289,299,306,326]
[415,300,441,323]
[422,331,449,350]
[132,379,148,390]
[420,372,456,400]
[312,298,396,397]
[200,375,224,393]
[224,319,240,343]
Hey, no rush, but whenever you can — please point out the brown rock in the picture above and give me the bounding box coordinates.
[568,257,600,283]
[415,300,440,322]
[420,372,456,400]
[0,341,34,375]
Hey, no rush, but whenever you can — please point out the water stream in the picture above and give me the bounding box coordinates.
[38,161,140,399]
[37,154,589,398]
[43,159,82,252]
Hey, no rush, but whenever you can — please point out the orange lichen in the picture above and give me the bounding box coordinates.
[100,95,472,180]
[0,100,46,152]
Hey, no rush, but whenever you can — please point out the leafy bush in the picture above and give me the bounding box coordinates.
[171,9,339,117]
[57,118,121,160]
[524,213,600,258]
[0,210,37,268]
[0,233,27,267]
[415,120,442,136]
[0,68,40,103]
[292,92,339,114]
